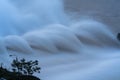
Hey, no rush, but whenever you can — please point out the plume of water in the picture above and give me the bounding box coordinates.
[0,0,120,80]
[0,0,68,36]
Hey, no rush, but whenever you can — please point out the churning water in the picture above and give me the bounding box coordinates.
[0,0,120,80]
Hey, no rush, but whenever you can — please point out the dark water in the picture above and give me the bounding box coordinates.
[64,0,120,34]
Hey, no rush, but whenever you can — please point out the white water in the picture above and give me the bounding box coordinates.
[0,0,120,80]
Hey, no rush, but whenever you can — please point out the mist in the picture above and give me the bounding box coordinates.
[0,0,120,80]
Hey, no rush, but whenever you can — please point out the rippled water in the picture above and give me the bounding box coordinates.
[0,0,120,80]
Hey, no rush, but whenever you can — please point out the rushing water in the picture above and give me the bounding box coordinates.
[0,0,120,80]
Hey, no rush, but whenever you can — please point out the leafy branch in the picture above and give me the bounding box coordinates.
[11,57,41,75]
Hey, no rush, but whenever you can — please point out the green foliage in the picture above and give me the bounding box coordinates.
[11,57,41,75]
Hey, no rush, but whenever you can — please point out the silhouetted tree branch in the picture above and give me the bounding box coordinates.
[0,56,41,80]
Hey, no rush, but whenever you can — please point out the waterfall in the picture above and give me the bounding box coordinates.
[0,0,120,80]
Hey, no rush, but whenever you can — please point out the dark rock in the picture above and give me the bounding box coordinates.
[0,67,22,80]
[117,33,120,41]
[0,67,40,80]
[8,75,40,80]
